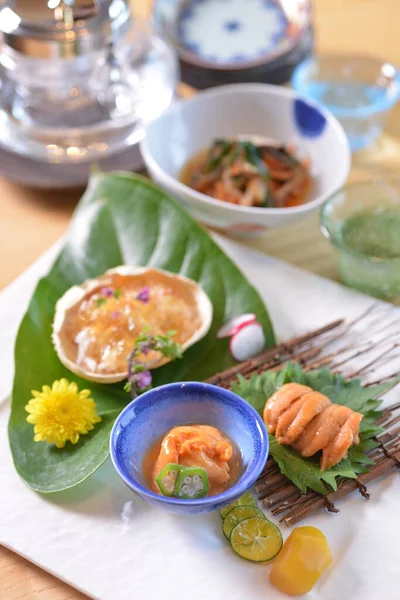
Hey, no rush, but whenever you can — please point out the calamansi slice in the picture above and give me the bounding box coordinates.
[219,490,257,518]
[222,505,265,540]
[230,517,283,562]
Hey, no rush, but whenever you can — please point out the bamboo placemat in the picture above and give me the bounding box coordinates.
[206,306,400,525]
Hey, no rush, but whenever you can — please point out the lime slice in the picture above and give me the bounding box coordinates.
[219,491,257,519]
[222,505,265,540]
[230,517,283,562]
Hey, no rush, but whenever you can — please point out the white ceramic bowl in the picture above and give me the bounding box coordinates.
[141,84,351,236]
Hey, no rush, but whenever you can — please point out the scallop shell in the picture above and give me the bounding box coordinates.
[52,266,213,384]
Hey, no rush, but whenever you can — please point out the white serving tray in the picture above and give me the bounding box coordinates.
[0,236,399,600]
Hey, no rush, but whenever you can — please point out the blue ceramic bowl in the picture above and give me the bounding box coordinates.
[110,382,268,515]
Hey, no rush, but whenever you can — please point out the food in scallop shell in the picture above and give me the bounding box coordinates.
[52,266,213,383]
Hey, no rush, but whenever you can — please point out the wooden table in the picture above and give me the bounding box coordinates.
[1,0,400,597]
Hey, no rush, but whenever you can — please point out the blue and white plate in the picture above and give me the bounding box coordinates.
[154,0,311,69]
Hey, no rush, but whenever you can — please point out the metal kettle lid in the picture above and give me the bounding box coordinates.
[0,0,131,58]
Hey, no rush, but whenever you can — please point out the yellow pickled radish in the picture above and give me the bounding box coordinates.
[269,526,332,596]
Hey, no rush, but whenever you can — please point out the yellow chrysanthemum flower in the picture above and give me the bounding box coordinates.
[25,379,101,448]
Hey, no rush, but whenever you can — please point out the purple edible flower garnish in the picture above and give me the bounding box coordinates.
[110,311,120,319]
[138,341,150,355]
[102,286,114,298]
[125,331,182,399]
[136,286,150,304]
[133,370,152,389]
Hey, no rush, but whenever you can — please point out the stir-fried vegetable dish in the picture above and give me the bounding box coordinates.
[182,139,312,208]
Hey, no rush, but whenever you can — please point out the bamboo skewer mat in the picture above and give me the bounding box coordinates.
[206,304,400,526]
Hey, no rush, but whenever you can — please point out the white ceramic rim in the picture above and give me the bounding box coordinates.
[140,83,352,217]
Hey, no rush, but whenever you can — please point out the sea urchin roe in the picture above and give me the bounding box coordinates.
[58,271,203,376]
[263,383,363,470]
[146,425,241,497]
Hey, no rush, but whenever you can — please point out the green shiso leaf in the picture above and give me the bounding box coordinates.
[9,173,275,493]
[232,362,396,494]
[268,436,329,495]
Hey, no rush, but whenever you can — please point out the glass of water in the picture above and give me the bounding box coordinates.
[292,55,400,152]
